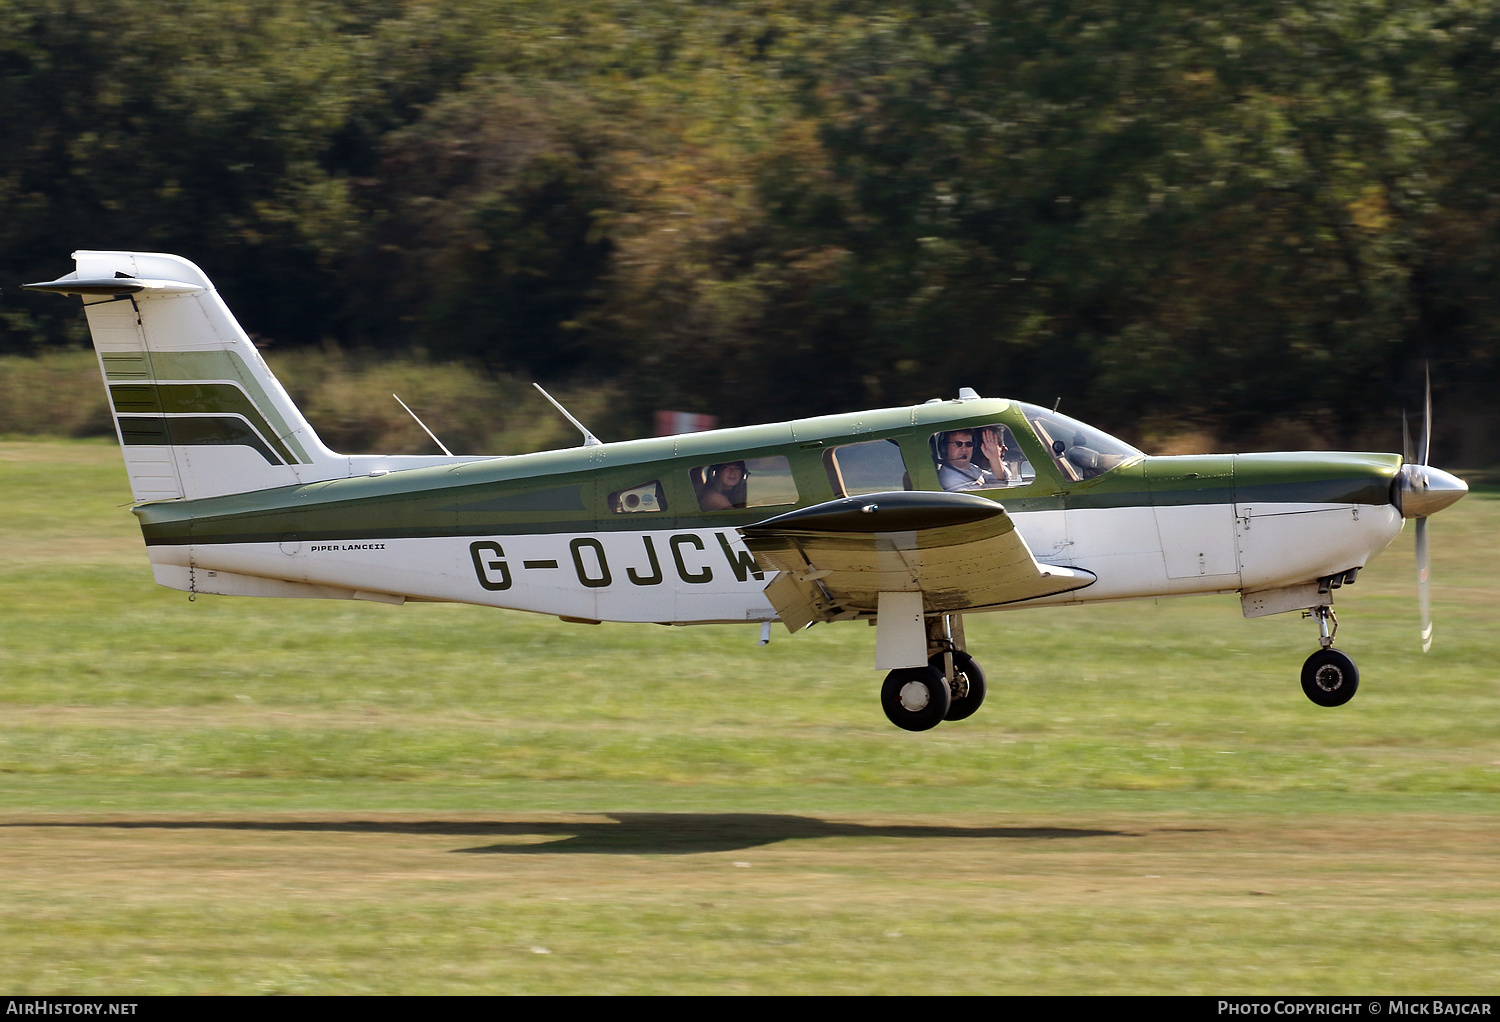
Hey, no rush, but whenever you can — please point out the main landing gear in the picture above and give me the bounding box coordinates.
[1300,589,1359,707]
[881,614,987,732]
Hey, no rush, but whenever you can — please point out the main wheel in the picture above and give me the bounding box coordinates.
[881,666,951,731]
[1301,648,1359,707]
[930,650,987,722]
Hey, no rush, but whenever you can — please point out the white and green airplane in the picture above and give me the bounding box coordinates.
[25,251,1469,731]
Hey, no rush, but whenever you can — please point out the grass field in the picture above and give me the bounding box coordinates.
[1,438,1497,994]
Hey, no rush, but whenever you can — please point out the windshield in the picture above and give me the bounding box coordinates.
[1017,403,1142,482]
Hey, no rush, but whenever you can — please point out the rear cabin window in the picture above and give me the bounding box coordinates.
[824,438,913,497]
[690,456,798,511]
[609,481,666,514]
[930,425,1034,491]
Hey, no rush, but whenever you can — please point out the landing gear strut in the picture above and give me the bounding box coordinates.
[879,613,987,731]
[1300,601,1359,707]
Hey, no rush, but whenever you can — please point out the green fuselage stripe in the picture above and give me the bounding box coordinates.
[135,469,1396,547]
[128,397,1402,548]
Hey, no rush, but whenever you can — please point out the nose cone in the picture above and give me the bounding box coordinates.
[1395,464,1469,518]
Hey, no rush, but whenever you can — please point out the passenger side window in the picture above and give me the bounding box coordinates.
[690,456,799,511]
[609,481,666,514]
[824,438,912,497]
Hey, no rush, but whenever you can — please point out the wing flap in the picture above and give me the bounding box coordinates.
[741,491,1094,627]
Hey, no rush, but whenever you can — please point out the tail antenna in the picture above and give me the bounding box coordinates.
[533,383,603,447]
[392,393,454,456]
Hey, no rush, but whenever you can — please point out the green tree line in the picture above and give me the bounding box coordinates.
[3,0,1498,457]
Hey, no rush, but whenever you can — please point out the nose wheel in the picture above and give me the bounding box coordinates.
[1301,648,1359,706]
[1300,605,1358,706]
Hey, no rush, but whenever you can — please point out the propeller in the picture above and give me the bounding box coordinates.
[1416,511,1431,652]
[1418,370,1433,653]
[1393,367,1467,652]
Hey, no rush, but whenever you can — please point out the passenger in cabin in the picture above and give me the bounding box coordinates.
[937,428,1009,491]
[699,461,749,510]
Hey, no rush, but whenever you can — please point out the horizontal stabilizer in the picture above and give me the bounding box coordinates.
[22,275,204,296]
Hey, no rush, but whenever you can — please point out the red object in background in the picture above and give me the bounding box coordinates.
[654,411,718,436]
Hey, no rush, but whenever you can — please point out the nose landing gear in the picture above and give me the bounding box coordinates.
[1300,603,1359,706]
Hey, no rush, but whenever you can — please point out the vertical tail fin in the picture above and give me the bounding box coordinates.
[25,251,487,501]
[27,251,342,500]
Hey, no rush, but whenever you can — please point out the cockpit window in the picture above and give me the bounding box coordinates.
[824,438,912,497]
[1019,403,1142,482]
[691,455,798,511]
[930,424,1034,491]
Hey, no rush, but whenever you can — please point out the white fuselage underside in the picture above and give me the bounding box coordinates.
[147,501,1405,622]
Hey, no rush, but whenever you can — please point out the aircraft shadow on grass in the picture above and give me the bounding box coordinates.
[6,814,1131,855]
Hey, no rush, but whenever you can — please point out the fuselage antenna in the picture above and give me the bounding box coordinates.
[533,383,603,447]
[392,393,454,456]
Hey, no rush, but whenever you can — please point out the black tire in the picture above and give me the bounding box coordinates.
[1301,648,1359,707]
[930,650,987,722]
[880,666,951,731]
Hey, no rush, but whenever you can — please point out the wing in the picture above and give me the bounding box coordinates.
[740,490,1095,631]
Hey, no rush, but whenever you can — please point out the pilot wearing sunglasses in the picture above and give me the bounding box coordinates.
[937,427,1008,491]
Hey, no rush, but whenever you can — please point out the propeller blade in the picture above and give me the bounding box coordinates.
[1421,364,1432,466]
[1402,410,1413,465]
[1416,515,1432,653]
